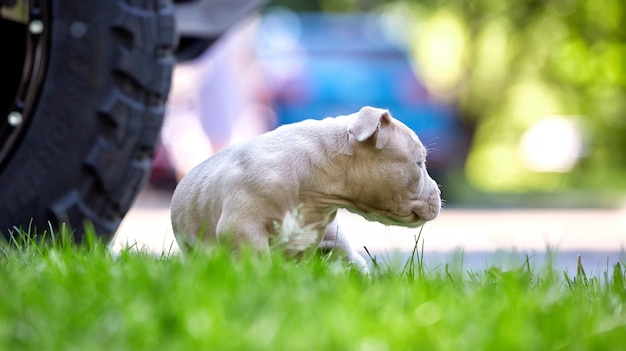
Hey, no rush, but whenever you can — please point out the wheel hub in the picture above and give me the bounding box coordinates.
[0,0,50,170]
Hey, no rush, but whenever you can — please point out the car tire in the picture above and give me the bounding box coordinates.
[0,0,176,242]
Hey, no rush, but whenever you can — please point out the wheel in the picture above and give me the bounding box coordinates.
[0,0,177,242]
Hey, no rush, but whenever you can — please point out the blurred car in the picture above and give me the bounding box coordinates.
[255,11,467,176]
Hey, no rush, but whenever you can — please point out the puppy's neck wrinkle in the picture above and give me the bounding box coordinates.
[292,122,352,186]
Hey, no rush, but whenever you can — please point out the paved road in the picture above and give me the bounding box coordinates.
[113,189,626,274]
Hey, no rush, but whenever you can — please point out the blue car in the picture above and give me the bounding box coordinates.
[256,12,467,175]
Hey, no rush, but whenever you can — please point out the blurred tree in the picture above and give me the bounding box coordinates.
[266,0,626,193]
[385,0,626,192]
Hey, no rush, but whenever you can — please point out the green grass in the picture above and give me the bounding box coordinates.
[0,227,625,350]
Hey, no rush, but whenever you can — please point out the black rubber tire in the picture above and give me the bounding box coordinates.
[0,0,176,242]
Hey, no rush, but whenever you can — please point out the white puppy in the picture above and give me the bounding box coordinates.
[171,106,441,272]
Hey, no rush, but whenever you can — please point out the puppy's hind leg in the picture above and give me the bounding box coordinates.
[319,218,369,274]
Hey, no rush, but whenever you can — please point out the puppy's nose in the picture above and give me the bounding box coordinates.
[428,178,442,195]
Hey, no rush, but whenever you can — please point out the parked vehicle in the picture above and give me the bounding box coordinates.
[255,12,467,175]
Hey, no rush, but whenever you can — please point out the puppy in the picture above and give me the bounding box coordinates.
[171,106,441,272]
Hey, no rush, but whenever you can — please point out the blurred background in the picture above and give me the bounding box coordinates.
[151,0,626,208]
[116,0,626,270]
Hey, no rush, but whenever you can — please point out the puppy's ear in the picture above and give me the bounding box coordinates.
[348,106,392,149]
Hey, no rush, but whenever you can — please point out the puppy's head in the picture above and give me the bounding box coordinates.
[344,106,441,227]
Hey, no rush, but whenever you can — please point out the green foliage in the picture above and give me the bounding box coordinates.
[390,0,626,192]
[1,228,625,350]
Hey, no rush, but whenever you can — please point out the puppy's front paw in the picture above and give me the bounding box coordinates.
[347,251,370,275]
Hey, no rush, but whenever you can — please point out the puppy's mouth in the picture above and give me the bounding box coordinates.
[387,211,426,228]
[345,205,426,228]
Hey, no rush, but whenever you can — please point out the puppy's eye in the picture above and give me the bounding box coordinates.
[416,161,424,168]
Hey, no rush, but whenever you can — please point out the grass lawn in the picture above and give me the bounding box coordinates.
[0,229,625,350]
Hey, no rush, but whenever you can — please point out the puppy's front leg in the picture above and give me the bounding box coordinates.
[216,219,271,255]
[319,218,369,274]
